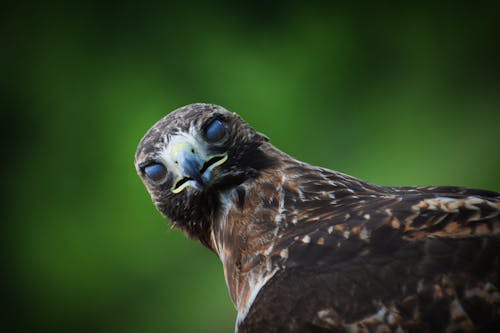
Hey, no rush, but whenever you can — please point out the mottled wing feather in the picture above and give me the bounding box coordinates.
[239,166,500,333]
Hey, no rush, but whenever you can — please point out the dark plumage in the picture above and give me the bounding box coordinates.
[135,103,500,333]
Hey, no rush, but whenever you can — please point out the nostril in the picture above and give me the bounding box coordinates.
[191,149,195,153]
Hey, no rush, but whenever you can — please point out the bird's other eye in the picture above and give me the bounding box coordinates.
[143,163,167,182]
[204,119,226,142]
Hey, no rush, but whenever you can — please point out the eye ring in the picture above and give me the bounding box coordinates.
[143,162,168,182]
[204,118,226,142]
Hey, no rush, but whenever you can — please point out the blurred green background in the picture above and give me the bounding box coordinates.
[2,2,500,332]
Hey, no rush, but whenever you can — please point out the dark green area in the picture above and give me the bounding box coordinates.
[2,2,499,332]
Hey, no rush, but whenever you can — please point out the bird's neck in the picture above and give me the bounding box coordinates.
[209,163,289,316]
[208,145,378,316]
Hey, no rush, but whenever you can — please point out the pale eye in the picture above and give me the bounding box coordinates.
[205,119,226,142]
[143,163,167,182]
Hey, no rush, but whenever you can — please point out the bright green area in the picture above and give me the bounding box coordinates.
[2,2,499,332]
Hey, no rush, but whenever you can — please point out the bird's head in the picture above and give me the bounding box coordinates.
[135,103,272,246]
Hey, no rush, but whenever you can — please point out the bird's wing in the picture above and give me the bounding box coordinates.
[238,187,500,333]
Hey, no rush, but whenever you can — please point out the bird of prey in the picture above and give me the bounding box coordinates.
[134,103,500,333]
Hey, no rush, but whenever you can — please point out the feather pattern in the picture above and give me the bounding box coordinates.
[135,104,500,333]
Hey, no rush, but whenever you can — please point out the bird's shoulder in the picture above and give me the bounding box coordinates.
[236,163,500,332]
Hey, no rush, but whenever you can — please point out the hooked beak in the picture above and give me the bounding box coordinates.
[169,141,228,194]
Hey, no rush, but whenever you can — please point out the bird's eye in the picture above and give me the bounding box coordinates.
[143,163,167,182]
[205,119,226,142]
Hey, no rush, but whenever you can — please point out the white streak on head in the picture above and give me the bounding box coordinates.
[161,131,205,174]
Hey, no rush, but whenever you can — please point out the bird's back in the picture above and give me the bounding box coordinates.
[236,155,500,333]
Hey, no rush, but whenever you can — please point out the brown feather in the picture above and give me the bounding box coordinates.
[135,104,500,333]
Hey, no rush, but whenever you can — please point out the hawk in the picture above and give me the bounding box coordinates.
[134,103,500,333]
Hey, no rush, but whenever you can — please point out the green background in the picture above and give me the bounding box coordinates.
[2,2,500,332]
